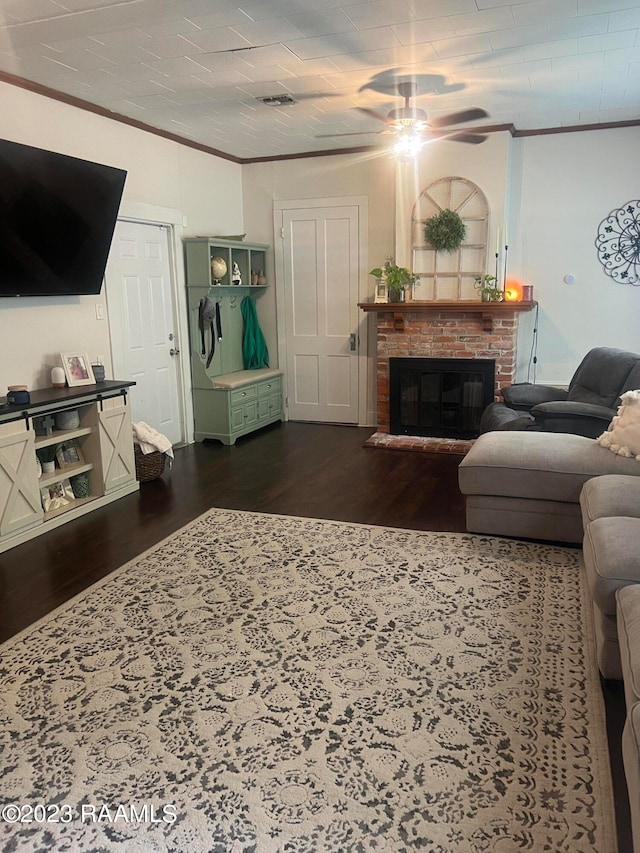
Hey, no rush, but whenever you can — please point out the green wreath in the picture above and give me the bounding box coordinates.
[423,209,466,252]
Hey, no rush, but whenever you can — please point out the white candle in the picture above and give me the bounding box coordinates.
[504,221,509,248]
[495,227,500,255]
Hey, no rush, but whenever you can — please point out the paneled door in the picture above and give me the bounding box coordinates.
[105,220,183,445]
[279,204,360,423]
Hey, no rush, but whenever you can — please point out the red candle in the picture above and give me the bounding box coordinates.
[504,280,522,301]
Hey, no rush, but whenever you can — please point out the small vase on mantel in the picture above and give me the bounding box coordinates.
[257,270,267,286]
[251,270,259,286]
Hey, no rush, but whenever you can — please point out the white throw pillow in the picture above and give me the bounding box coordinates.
[597,389,640,460]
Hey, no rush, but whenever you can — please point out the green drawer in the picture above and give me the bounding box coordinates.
[257,377,282,397]
[230,385,257,405]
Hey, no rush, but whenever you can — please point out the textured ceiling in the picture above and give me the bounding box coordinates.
[0,0,638,161]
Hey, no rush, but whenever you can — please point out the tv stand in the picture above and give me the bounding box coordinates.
[0,381,138,553]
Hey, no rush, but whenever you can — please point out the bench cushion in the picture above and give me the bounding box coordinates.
[212,368,282,390]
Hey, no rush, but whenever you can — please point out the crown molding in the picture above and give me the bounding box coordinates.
[0,70,243,164]
[1,70,638,165]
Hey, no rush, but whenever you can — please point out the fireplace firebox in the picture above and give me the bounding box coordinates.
[389,357,495,439]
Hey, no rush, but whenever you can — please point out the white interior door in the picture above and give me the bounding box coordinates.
[105,220,183,445]
[281,205,360,423]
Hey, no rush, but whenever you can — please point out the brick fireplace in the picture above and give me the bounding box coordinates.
[359,300,535,435]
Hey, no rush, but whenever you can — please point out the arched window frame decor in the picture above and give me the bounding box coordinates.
[411,176,489,302]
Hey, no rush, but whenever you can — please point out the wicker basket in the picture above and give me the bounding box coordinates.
[134,444,166,482]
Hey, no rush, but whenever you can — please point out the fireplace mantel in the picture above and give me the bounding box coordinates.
[358,299,536,332]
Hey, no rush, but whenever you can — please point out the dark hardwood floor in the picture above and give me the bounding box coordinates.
[0,421,631,851]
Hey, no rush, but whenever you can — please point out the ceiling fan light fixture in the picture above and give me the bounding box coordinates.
[387,107,429,130]
[393,132,425,159]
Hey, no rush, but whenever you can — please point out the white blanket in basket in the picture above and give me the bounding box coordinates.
[132,422,174,462]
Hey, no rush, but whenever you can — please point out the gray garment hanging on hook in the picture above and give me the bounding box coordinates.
[198,297,223,368]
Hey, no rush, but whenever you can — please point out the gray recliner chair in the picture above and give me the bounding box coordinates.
[481,347,640,438]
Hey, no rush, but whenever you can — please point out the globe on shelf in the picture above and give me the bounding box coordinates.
[210,256,227,284]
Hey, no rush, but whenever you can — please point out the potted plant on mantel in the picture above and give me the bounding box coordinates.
[474,274,503,302]
[370,261,418,303]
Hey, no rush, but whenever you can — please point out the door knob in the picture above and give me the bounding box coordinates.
[169,348,180,356]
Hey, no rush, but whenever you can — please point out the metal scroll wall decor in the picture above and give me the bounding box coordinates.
[595,199,640,285]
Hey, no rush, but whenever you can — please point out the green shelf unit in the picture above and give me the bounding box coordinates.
[184,237,268,288]
[184,237,281,444]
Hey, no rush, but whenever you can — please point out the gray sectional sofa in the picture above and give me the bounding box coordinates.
[458,431,640,544]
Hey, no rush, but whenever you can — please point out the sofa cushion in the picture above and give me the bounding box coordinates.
[617,585,640,709]
[580,475,640,527]
[582,516,640,615]
[459,431,640,505]
[501,383,567,408]
[592,603,622,680]
[479,402,535,433]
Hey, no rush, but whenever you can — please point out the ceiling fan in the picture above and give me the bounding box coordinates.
[317,81,489,151]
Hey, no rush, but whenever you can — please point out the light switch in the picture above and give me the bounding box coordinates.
[95,303,106,320]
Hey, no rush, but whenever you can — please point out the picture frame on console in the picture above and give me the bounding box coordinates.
[56,441,84,469]
[40,479,74,512]
[60,352,94,387]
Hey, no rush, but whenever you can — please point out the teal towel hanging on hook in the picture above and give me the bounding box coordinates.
[240,296,269,369]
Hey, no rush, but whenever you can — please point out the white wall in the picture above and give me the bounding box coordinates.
[0,82,243,392]
[510,126,640,384]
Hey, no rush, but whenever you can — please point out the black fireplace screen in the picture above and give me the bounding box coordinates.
[389,357,495,439]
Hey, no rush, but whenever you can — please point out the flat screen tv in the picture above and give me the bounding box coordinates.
[0,138,127,297]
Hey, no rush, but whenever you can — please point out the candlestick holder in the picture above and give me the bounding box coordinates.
[502,245,509,292]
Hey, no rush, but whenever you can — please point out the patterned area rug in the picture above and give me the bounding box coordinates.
[1,510,616,852]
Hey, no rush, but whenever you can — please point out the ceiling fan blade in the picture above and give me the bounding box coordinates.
[436,131,488,144]
[355,106,390,125]
[315,130,388,138]
[427,108,489,129]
